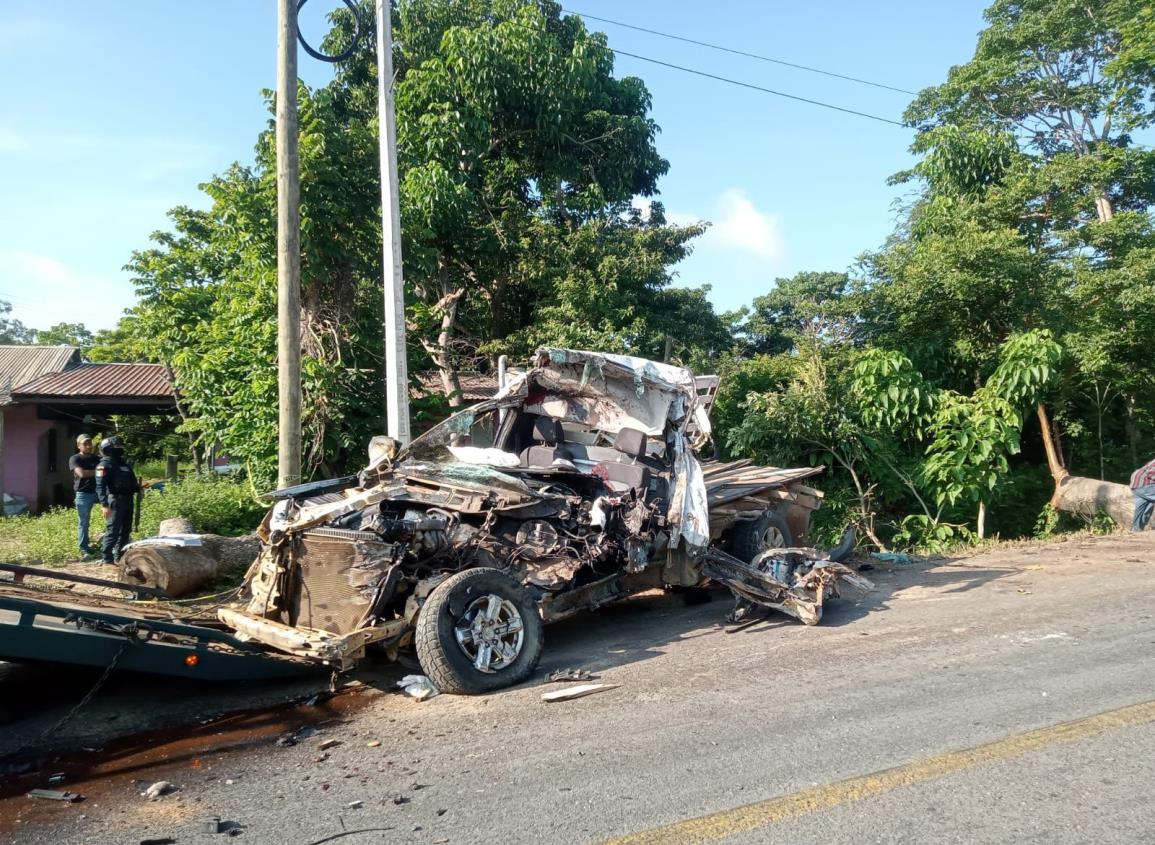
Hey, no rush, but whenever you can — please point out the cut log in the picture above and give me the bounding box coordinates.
[157,517,195,535]
[1052,476,1134,528]
[1037,403,1137,530]
[120,545,218,598]
[120,534,261,598]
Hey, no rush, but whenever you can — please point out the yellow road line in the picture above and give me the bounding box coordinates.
[601,698,1155,845]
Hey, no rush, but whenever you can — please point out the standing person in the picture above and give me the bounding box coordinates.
[1130,456,1155,532]
[95,435,141,564]
[68,434,100,558]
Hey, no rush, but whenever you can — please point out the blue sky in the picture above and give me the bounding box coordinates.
[0,1,989,332]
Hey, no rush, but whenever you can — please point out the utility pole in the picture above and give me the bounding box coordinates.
[376,0,411,444]
[276,0,302,488]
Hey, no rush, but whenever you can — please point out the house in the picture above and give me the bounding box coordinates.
[0,346,176,513]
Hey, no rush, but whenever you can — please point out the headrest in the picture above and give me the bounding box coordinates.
[534,417,564,444]
[614,427,646,459]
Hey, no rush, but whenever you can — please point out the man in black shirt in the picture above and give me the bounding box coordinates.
[95,435,141,565]
[68,434,100,557]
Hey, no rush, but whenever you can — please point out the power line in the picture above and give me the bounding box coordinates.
[563,8,918,96]
[610,49,906,126]
[498,15,907,127]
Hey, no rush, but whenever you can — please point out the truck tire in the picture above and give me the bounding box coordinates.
[731,510,793,563]
[415,567,543,695]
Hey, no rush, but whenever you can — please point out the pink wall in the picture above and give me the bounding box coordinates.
[2,404,55,510]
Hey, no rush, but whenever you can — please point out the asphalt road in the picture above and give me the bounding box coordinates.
[4,530,1155,845]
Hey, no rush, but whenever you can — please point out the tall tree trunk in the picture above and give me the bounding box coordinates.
[1125,395,1139,468]
[1095,195,1114,223]
[434,254,464,408]
[488,274,508,343]
[1037,403,1134,528]
[163,363,203,473]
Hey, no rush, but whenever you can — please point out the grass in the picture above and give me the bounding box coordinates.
[0,476,267,566]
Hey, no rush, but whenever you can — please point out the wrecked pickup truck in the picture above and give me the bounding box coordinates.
[219,349,870,693]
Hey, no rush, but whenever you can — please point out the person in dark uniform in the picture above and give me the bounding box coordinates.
[95,435,141,564]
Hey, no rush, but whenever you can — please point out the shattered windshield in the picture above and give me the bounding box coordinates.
[401,406,515,464]
[398,461,538,498]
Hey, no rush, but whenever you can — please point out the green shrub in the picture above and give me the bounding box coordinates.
[139,475,265,537]
[0,476,266,566]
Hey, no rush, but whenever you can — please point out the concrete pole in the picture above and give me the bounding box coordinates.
[276,0,302,487]
[376,0,411,444]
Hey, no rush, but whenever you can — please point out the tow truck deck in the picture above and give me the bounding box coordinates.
[0,566,319,682]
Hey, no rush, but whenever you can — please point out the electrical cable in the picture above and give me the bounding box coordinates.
[495,14,905,126]
[296,0,362,63]
[609,49,906,126]
[563,8,917,96]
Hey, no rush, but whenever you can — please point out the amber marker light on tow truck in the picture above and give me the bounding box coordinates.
[185,654,200,668]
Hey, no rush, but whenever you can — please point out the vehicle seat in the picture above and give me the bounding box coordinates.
[598,427,651,493]
[520,417,573,467]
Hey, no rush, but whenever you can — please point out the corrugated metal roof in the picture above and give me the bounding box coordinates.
[12,363,173,400]
[412,371,500,402]
[0,345,78,392]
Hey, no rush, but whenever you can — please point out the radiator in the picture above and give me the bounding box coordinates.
[288,531,398,635]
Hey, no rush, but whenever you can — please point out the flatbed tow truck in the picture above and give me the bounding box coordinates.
[0,564,318,683]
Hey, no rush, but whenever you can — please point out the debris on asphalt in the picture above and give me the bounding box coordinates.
[397,674,439,701]
[392,794,409,805]
[139,838,177,845]
[541,683,619,703]
[46,772,67,784]
[548,668,596,683]
[318,738,341,751]
[199,816,223,834]
[347,800,364,809]
[869,552,915,566]
[27,788,81,802]
[275,734,297,747]
[367,740,381,747]
[436,808,448,816]
[142,781,177,799]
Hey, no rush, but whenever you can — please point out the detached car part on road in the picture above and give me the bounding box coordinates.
[220,349,871,694]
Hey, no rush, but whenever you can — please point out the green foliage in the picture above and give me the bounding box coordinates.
[113,0,718,482]
[0,300,34,345]
[891,514,974,554]
[739,271,859,354]
[0,477,263,565]
[32,322,94,352]
[851,348,934,434]
[1033,503,1061,539]
[141,476,266,537]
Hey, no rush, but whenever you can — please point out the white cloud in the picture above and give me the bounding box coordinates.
[708,188,783,260]
[0,250,133,332]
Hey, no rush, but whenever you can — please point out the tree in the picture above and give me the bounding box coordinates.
[33,322,94,351]
[0,300,33,345]
[739,271,859,355]
[113,0,711,482]
[905,0,1155,223]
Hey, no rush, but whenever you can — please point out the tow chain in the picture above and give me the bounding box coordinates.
[7,619,147,759]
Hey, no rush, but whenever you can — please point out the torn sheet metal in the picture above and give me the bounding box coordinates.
[668,430,710,550]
